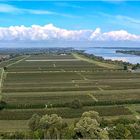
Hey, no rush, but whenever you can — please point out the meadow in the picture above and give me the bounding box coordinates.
[0,53,140,132]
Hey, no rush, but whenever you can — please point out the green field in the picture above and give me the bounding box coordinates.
[0,53,140,132]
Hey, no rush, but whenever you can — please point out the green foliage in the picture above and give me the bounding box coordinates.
[31,129,44,139]
[114,117,135,125]
[1,52,140,139]
[100,118,112,128]
[28,114,41,131]
[116,50,140,56]
[74,111,109,139]
[39,114,66,139]
[132,63,140,70]
[69,99,83,109]
[1,111,140,139]
[109,124,132,139]
[81,110,101,123]
[27,111,109,139]
[0,101,6,110]
[74,117,98,138]
[127,122,140,139]
[0,106,132,120]
[124,65,128,70]
[73,110,109,139]
[0,131,25,139]
[0,95,6,110]
[3,67,7,71]
[62,124,75,139]
[0,95,2,102]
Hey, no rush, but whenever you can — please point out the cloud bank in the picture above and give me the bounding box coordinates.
[0,24,140,42]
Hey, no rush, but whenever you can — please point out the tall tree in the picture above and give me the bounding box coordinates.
[39,114,66,139]
[82,110,101,123]
[28,114,41,131]
[74,111,109,139]
[109,124,132,139]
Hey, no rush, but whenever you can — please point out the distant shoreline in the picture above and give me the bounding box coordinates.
[116,50,140,56]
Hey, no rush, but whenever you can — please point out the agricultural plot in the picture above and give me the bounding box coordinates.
[0,120,29,132]
[6,54,107,72]
[92,89,140,102]
[0,56,27,68]
[28,54,76,60]
[0,53,140,132]
[0,106,131,120]
[3,71,140,92]
[2,89,140,109]
[3,92,94,109]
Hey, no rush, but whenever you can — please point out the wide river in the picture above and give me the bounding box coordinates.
[79,47,140,64]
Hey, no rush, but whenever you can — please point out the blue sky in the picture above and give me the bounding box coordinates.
[0,1,140,34]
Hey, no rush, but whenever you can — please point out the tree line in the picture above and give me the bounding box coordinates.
[0,110,140,139]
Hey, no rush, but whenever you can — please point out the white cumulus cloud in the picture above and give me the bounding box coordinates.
[0,24,140,41]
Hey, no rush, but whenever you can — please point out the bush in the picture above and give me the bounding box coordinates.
[114,117,136,125]
[0,132,25,139]
[0,101,6,110]
[3,67,7,71]
[28,114,41,131]
[69,99,83,109]
[124,65,128,70]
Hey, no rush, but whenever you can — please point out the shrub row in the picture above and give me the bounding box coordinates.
[4,100,140,109]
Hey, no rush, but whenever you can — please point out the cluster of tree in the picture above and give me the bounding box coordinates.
[82,100,140,107]
[0,55,10,63]
[67,99,83,109]
[0,95,6,110]
[116,50,140,56]
[28,110,109,139]
[0,54,21,63]
[132,63,140,70]
[0,54,22,73]
[0,111,108,139]
[1,110,140,139]
[108,118,140,139]
[123,65,128,70]
[0,47,78,56]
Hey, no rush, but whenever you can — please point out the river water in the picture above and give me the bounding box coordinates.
[82,47,140,64]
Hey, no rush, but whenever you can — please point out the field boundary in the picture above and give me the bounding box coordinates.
[126,105,140,120]
[0,68,4,93]
[87,93,98,102]
[7,55,30,67]
[26,59,80,62]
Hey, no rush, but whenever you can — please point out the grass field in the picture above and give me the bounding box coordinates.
[0,53,140,132]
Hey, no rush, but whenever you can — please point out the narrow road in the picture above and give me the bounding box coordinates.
[126,105,140,120]
[0,55,30,93]
[88,93,98,102]
[7,55,30,67]
[0,68,4,93]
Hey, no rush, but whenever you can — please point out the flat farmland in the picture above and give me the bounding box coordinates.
[0,120,29,132]
[28,54,76,59]
[92,89,140,102]
[0,53,140,132]
[6,54,107,72]
[2,89,140,109]
[2,92,94,108]
[0,56,27,68]
[0,106,131,120]
[3,71,140,92]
